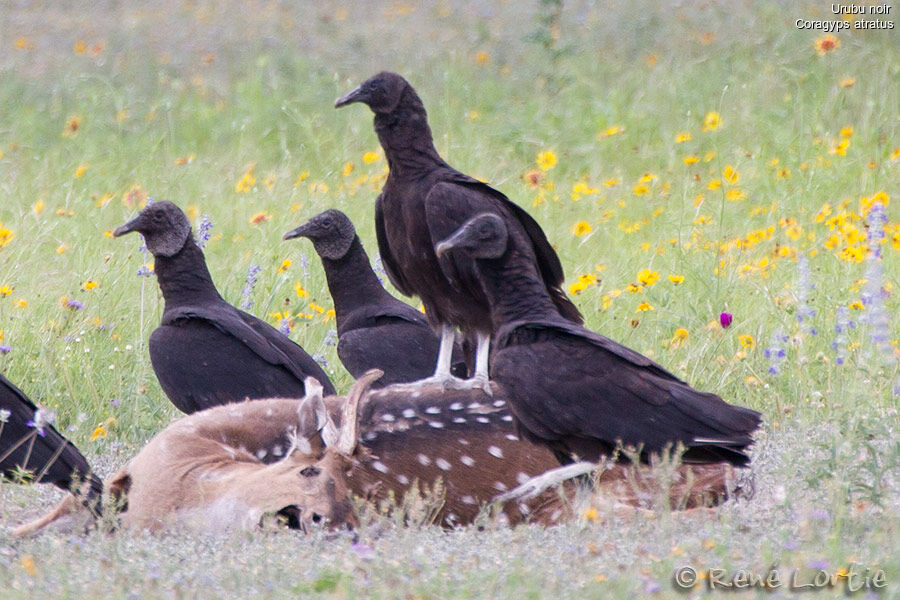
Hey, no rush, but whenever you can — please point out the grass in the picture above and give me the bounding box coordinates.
[0,0,898,597]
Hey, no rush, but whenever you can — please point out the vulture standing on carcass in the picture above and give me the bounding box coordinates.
[284,209,467,386]
[335,72,582,391]
[114,201,335,414]
[436,213,762,466]
[1,372,102,510]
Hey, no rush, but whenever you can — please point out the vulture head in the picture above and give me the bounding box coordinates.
[113,200,191,257]
[283,209,357,260]
[334,71,413,115]
[435,213,508,260]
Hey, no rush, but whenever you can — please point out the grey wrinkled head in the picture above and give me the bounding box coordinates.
[283,209,357,260]
[113,200,192,258]
[334,71,413,115]
[435,213,509,260]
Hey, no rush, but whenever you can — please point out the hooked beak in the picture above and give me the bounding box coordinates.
[112,216,142,238]
[283,222,313,241]
[435,227,470,259]
[334,85,366,108]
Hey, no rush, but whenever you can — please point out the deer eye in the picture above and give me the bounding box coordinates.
[299,466,321,478]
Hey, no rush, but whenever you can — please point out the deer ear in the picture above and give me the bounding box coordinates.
[297,377,326,437]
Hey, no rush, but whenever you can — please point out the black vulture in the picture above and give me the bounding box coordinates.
[435,213,762,466]
[113,201,336,413]
[1,372,102,507]
[284,209,467,386]
[335,72,582,391]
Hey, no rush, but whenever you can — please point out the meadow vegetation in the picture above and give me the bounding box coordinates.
[0,1,897,597]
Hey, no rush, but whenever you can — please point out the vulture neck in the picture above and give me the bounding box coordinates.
[477,248,562,325]
[374,92,447,177]
[153,238,223,309]
[320,236,394,332]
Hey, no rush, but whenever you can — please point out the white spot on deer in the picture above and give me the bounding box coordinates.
[381,413,396,422]
[551,509,562,522]
[492,400,506,407]
[467,402,482,409]
[505,434,518,441]
[417,454,431,466]
[493,481,508,491]
[488,446,504,459]
[452,417,466,424]
[428,421,444,429]
[372,460,389,473]
[516,472,530,485]
[364,431,377,441]
[402,408,416,419]
[425,406,440,415]
[518,502,531,515]
[502,415,513,422]
[476,417,490,424]
[449,402,464,411]
[457,438,470,446]
[272,445,283,457]
[396,474,410,485]
[411,391,421,399]
[435,458,451,471]
[444,512,458,525]
[255,448,268,460]
[265,408,274,416]
[375,390,388,398]
[461,495,476,505]
[460,455,475,467]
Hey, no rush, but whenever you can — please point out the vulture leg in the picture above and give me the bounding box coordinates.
[389,324,468,390]
[470,331,492,396]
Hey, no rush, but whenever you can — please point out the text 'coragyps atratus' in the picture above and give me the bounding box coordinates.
[335,72,581,391]
[436,213,761,466]
[114,201,335,413]
[1,372,102,509]
[284,209,467,386]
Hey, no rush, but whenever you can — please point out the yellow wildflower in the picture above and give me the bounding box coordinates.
[625,283,642,294]
[235,165,256,193]
[669,328,689,348]
[362,151,381,164]
[637,269,659,286]
[536,150,557,171]
[839,126,853,138]
[633,184,649,196]
[839,77,855,88]
[16,299,27,308]
[573,221,593,237]
[636,302,653,312]
[701,111,721,132]
[342,161,355,177]
[475,50,490,65]
[278,259,291,274]
[602,177,620,187]
[0,224,14,247]
[738,334,754,348]
[294,282,309,298]
[848,300,864,310]
[82,280,98,291]
[74,164,88,179]
[56,244,68,254]
[90,425,107,441]
[0,285,11,297]
[707,179,722,191]
[668,274,684,284]
[725,188,747,202]
[683,155,699,165]
[600,125,623,137]
[20,555,36,577]
[722,165,739,184]
[675,132,691,143]
[293,171,310,186]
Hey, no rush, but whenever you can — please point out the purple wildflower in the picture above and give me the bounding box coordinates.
[0,345,10,355]
[26,408,55,437]
[372,255,386,285]
[719,312,733,328]
[195,214,213,249]
[832,306,850,366]
[323,329,338,347]
[66,299,85,310]
[278,317,291,336]
[312,353,328,368]
[240,264,262,310]
[860,202,897,394]
[298,253,310,278]
[764,329,787,375]
[351,543,375,561]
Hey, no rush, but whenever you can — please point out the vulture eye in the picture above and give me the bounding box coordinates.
[299,466,321,478]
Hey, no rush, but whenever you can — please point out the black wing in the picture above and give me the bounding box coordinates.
[493,324,761,466]
[375,193,414,298]
[0,373,101,497]
[443,173,583,324]
[154,304,335,412]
